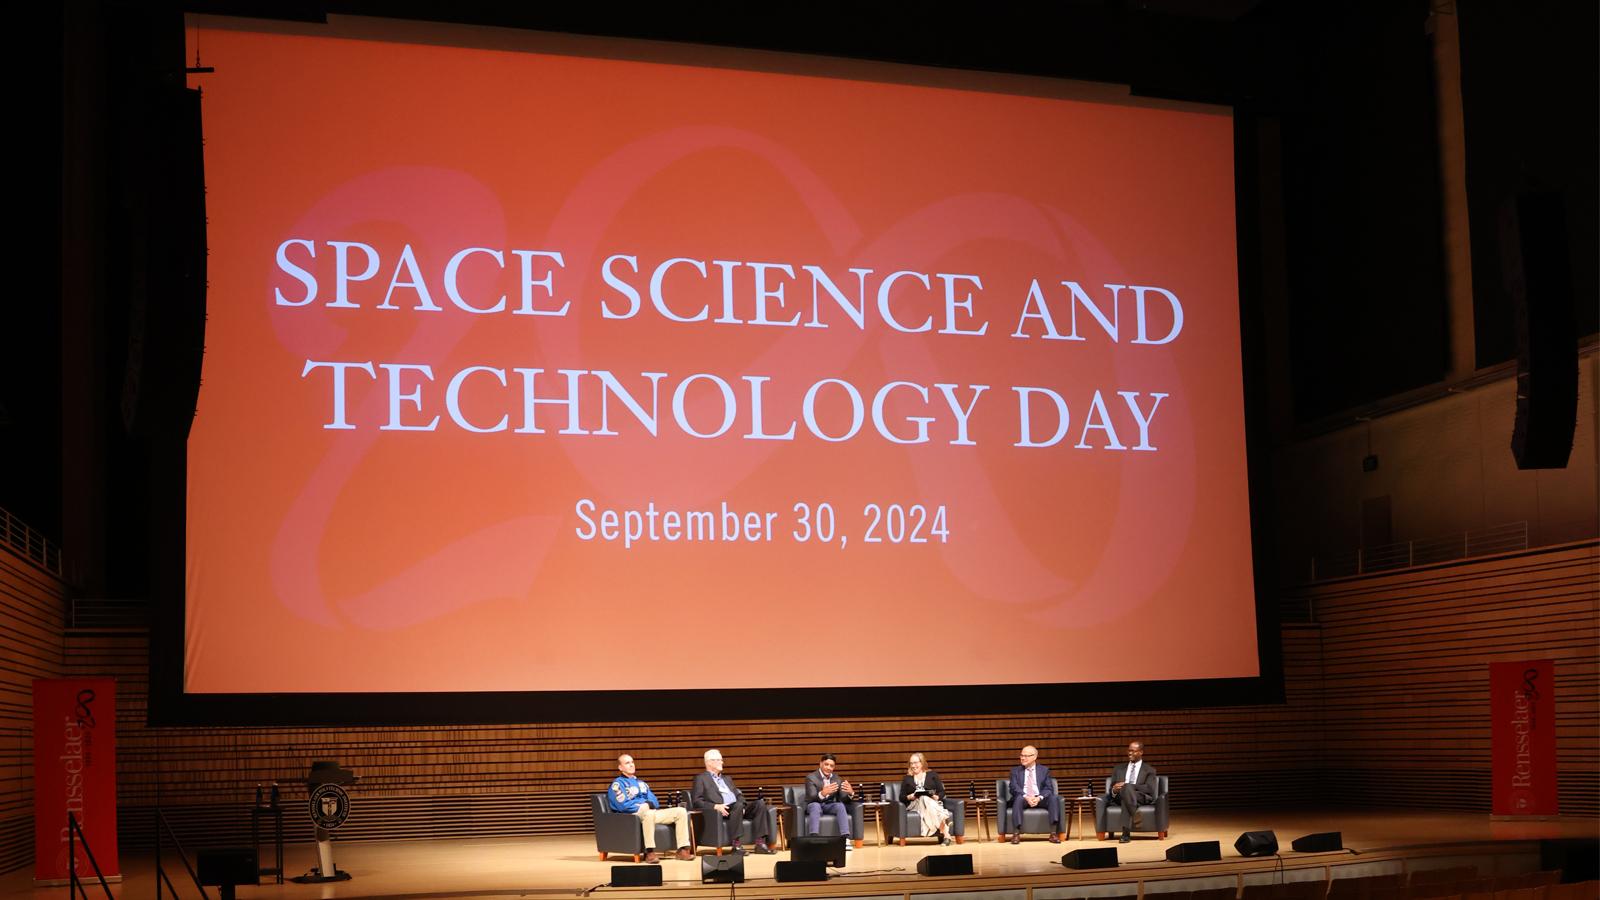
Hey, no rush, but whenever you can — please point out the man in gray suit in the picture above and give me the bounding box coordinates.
[691,749,774,853]
[1108,741,1158,843]
[803,753,857,848]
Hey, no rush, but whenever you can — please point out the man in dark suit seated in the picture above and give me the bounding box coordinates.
[1107,740,1158,843]
[1007,745,1062,843]
[691,749,775,854]
[803,752,857,850]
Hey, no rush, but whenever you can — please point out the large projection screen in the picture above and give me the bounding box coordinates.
[181,15,1263,716]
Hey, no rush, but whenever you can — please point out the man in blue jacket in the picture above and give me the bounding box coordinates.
[608,754,692,862]
[1007,745,1062,843]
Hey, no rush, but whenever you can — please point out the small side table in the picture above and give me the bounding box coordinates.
[1069,795,1096,841]
[771,804,791,851]
[967,797,995,843]
[862,801,890,846]
[249,805,284,884]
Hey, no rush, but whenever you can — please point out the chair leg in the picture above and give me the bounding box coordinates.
[853,840,863,849]
[1159,831,1168,839]
[598,853,607,861]
[1097,831,1107,840]
[955,835,965,844]
[632,854,641,863]
[715,847,723,856]
[897,838,906,847]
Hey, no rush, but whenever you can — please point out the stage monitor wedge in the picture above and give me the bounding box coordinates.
[1290,832,1343,853]
[1062,848,1120,869]
[702,853,745,884]
[775,860,829,882]
[918,854,974,876]
[609,865,662,887]
[1235,830,1279,857]
[1167,840,1222,862]
[792,835,847,867]
[197,848,258,887]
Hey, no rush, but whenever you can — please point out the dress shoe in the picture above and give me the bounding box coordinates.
[1048,833,1061,844]
[753,840,774,855]
[644,851,662,863]
[675,847,695,861]
[939,834,952,846]
[1008,833,1021,845]
[1119,832,1131,844]
[730,839,743,852]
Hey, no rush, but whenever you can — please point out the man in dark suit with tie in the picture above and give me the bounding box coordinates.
[803,753,858,848]
[691,749,774,853]
[1007,745,1062,843]
[1108,741,1158,843]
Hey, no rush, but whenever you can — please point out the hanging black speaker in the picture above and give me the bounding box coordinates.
[120,83,208,440]
[1503,191,1577,470]
[1235,830,1279,857]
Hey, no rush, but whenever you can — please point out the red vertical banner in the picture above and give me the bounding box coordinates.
[1489,660,1559,817]
[32,678,121,884]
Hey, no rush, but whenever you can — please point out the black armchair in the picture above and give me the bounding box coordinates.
[881,782,966,845]
[996,778,1065,841]
[782,785,864,847]
[591,793,683,862]
[1094,775,1169,840]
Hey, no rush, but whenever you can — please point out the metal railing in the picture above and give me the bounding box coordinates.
[67,813,114,900]
[70,596,149,629]
[156,809,212,900]
[1309,521,1529,581]
[0,504,62,575]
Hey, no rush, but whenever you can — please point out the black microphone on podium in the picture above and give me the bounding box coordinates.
[969,779,977,800]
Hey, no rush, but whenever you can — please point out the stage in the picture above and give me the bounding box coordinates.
[6,809,1594,900]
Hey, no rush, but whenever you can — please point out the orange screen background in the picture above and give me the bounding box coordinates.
[184,19,1258,693]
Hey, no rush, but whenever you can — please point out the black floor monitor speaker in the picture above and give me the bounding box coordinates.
[609,865,663,887]
[917,854,974,876]
[197,848,259,886]
[1062,848,1120,869]
[1291,832,1344,853]
[702,852,746,884]
[1166,841,1222,863]
[775,860,829,882]
[1235,830,1279,857]
[1503,191,1578,470]
[791,835,847,867]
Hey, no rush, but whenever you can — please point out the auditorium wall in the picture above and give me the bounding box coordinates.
[0,539,1587,868]
[0,552,65,874]
[1270,350,1599,582]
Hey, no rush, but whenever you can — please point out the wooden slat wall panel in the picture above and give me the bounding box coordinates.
[19,541,1599,863]
[1291,542,1599,815]
[0,548,66,875]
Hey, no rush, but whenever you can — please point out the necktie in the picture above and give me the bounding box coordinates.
[1025,767,1037,799]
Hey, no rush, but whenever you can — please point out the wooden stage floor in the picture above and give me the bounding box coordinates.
[6,809,1594,900]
